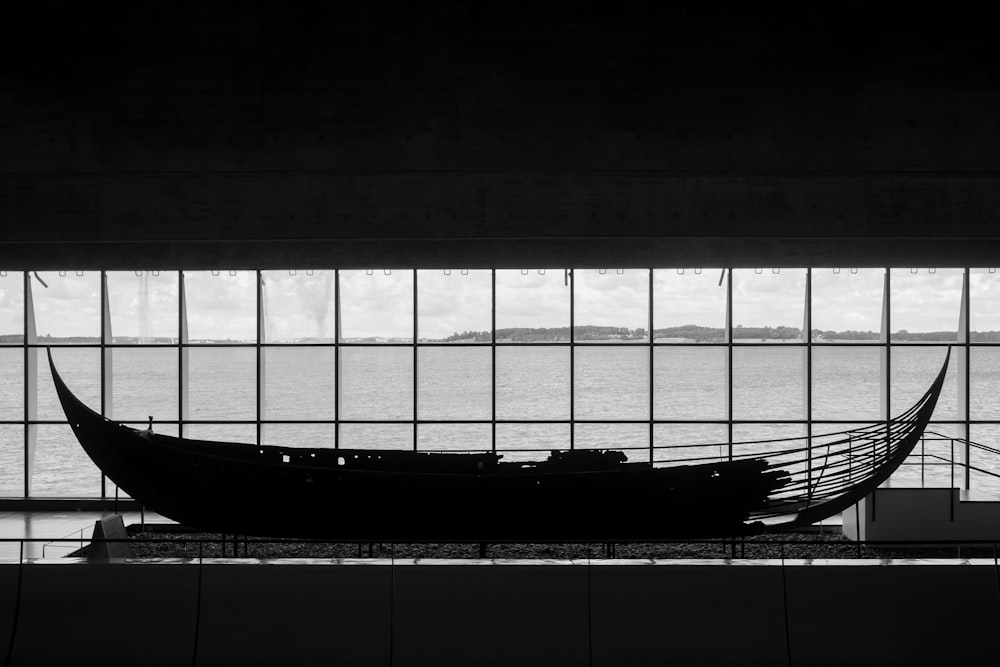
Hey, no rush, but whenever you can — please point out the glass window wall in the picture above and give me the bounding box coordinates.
[0,267,995,499]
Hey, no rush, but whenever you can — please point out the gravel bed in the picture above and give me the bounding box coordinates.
[71,528,998,560]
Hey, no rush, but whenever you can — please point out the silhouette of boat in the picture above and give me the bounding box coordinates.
[48,348,949,540]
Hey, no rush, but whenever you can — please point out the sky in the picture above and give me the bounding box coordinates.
[2,268,999,340]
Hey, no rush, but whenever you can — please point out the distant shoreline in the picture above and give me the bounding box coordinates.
[4,325,997,345]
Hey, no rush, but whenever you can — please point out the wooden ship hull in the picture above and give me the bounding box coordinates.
[48,349,949,540]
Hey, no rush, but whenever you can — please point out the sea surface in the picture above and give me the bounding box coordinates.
[2,343,1000,497]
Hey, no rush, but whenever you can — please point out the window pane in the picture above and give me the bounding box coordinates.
[418,347,490,420]
[496,424,569,461]
[110,347,178,422]
[811,422,877,485]
[969,425,1000,495]
[921,425,960,488]
[417,270,491,342]
[732,424,808,482]
[186,348,255,420]
[339,424,412,449]
[0,348,23,420]
[339,270,413,342]
[417,424,491,452]
[811,268,883,342]
[261,423,336,449]
[971,347,1000,420]
[890,346,957,420]
[574,347,648,419]
[731,269,806,343]
[107,271,179,343]
[893,424,961,488]
[970,269,1000,339]
[496,347,569,420]
[339,347,412,420]
[732,424,807,451]
[889,268,963,342]
[261,270,337,343]
[0,425,22,496]
[262,347,336,420]
[0,272,23,344]
[574,269,648,342]
[732,347,805,420]
[32,424,102,496]
[653,424,728,465]
[184,271,256,343]
[811,347,882,421]
[574,423,648,463]
[653,347,726,420]
[32,271,101,342]
[652,269,725,342]
[184,424,256,444]
[38,347,100,420]
[496,269,570,341]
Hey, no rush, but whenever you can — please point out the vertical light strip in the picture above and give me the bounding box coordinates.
[648,268,654,464]
[491,269,497,453]
[22,272,31,498]
[412,269,418,451]
[569,268,575,450]
[960,267,971,489]
[882,268,891,478]
[24,272,38,498]
[100,271,111,498]
[256,270,264,447]
[879,267,891,420]
[726,268,733,461]
[804,268,812,493]
[334,269,341,450]
[179,271,189,439]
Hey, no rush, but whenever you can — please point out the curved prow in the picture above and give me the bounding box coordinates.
[758,346,951,529]
[47,347,113,450]
[48,347,93,417]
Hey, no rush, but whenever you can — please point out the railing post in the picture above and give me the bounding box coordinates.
[951,439,956,522]
[848,436,852,483]
[951,439,955,489]
[966,438,972,491]
[921,436,925,487]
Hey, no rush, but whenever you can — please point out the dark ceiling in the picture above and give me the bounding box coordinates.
[1,3,998,268]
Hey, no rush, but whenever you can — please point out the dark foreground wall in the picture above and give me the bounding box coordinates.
[2,3,1000,268]
[1,559,998,666]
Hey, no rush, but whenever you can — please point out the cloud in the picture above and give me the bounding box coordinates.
[730,269,808,329]
[31,272,101,337]
[653,270,727,329]
[3,267,998,340]
[262,271,336,341]
[417,270,491,339]
[106,272,179,339]
[495,270,570,330]
[888,269,963,333]
[339,271,414,339]
[810,269,884,332]
[184,272,256,341]
[574,270,648,328]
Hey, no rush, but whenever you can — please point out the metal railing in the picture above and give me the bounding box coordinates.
[903,431,1000,488]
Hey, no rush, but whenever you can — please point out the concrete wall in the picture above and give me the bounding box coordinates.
[2,3,999,268]
[844,488,1000,542]
[2,558,1000,666]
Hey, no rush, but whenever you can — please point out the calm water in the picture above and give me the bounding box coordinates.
[2,344,999,497]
